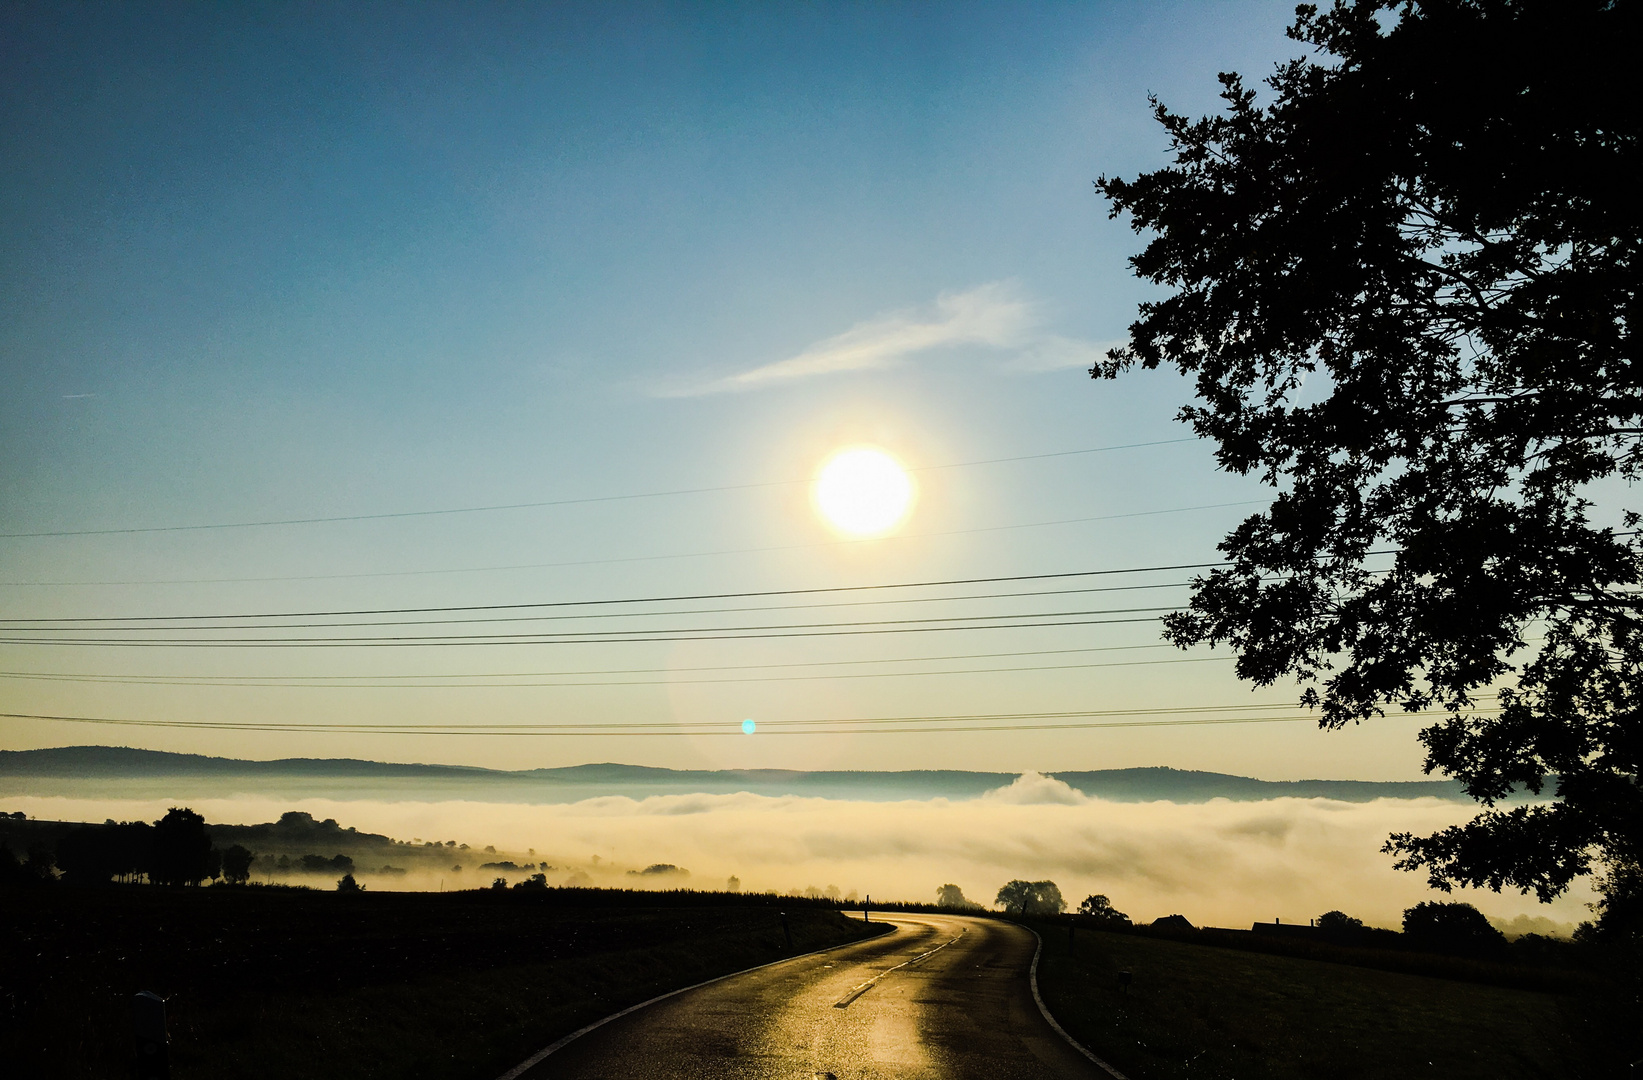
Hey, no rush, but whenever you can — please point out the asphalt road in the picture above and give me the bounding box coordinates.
[515,913,1112,1080]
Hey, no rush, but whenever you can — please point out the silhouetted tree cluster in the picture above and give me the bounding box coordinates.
[221,844,254,885]
[3,808,246,888]
[1096,0,1642,909]
[935,883,982,910]
[1076,894,1132,925]
[297,853,355,876]
[513,873,549,890]
[1576,856,1642,943]
[335,873,364,892]
[996,879,1066,916]
[1312,909,1403,947]
[1402,901,1509,956]
[54,822,154,885]
[150,808,215,886]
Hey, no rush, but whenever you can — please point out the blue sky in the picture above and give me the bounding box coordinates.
[0,1,1446,778]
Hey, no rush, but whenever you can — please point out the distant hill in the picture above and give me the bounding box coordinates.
[0,746,1470,804]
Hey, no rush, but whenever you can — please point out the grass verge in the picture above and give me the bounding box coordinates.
[1033,924,1630,1079]
[3,884,886,1079]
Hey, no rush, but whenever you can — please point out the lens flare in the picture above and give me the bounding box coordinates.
[813,447,914,537]
[741,718,756,735]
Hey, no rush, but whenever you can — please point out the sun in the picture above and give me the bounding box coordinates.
[813,447,915,537]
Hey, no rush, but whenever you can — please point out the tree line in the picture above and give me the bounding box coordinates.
[0,807,254,887]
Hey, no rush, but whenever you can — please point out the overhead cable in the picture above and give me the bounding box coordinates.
[0,437,1199,539]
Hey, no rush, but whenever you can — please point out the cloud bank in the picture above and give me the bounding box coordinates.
[11,781,1593,932]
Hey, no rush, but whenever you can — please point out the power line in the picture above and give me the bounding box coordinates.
[0,652,1234,688]
[0,597,1182,634]
[0,612,1172,648]
[0,498,1260,588]
[0,437,1199,540]
[0,703,1495,736]
[0,563,1223,625]
[0,643,1184,682]
[0,580,1197,630]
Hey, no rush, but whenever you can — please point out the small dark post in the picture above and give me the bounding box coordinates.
[863,894,870,923]
[132,991,169,1079]
[1117,971,1133,995]
[780,911,793,950]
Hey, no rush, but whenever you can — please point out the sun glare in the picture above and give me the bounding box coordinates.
[813,447,914,537]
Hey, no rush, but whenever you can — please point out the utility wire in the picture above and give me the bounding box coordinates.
[0,498,1261,588]
[0,643,1184,683]
[0,563,1223,625]
[0,613,1171,648]
[0,703,1497,737]
[0,438,1199,539]
[0,652,1235,688]
[0,580,1196,630]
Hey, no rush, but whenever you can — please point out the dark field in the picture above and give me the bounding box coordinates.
[2,884,884,1079]
[1034,924,1635,1080]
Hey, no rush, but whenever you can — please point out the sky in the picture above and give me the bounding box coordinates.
[0,0,1451,780]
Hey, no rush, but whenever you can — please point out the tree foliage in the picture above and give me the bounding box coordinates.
[220,844,255,885]
[151,807,214,887]
[1076,893,1132,924]
[1402,900,1507,955]
[995,879,1066,916]
[1096,0,1641,901]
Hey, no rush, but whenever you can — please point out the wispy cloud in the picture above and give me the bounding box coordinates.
[665,283,1118,396]
[719,282,1032,391]
[1006,334,1128,373]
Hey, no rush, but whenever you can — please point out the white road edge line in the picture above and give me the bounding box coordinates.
[833,932,961,1008]
[495,921,901,1080]
[1027,928,1130,1080]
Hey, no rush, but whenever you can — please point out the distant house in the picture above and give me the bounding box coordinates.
[1251,917,1321,939]
[1150,914,1194,931]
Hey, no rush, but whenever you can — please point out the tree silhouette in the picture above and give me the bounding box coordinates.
[220,844,254,885]
[1076,894,1131,925]
[1582,856,1642,941]
[1402,900,1507,956]
[150,808,212,886]
[995,879,1066,916]
[336,873,363,892]
[935,883,979,909]
[1096,0,1641,905]
[1316,910,1364,935]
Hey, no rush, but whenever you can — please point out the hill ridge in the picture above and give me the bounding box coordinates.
[0,745,1469,804]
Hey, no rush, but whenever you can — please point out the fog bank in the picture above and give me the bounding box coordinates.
[5,773,1590,932]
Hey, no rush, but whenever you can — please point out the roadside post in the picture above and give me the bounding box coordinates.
[132,991,169,1079]
[863,894,869,923]
[780,911,793,950]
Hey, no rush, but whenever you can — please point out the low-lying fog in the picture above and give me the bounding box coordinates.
[7,771,1589,934]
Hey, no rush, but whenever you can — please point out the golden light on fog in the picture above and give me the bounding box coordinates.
[813,447,914,537]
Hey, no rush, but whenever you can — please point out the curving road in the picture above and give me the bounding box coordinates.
[511,913,1111,1080]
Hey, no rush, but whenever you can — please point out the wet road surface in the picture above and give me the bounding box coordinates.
[515,913,1109,1080]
